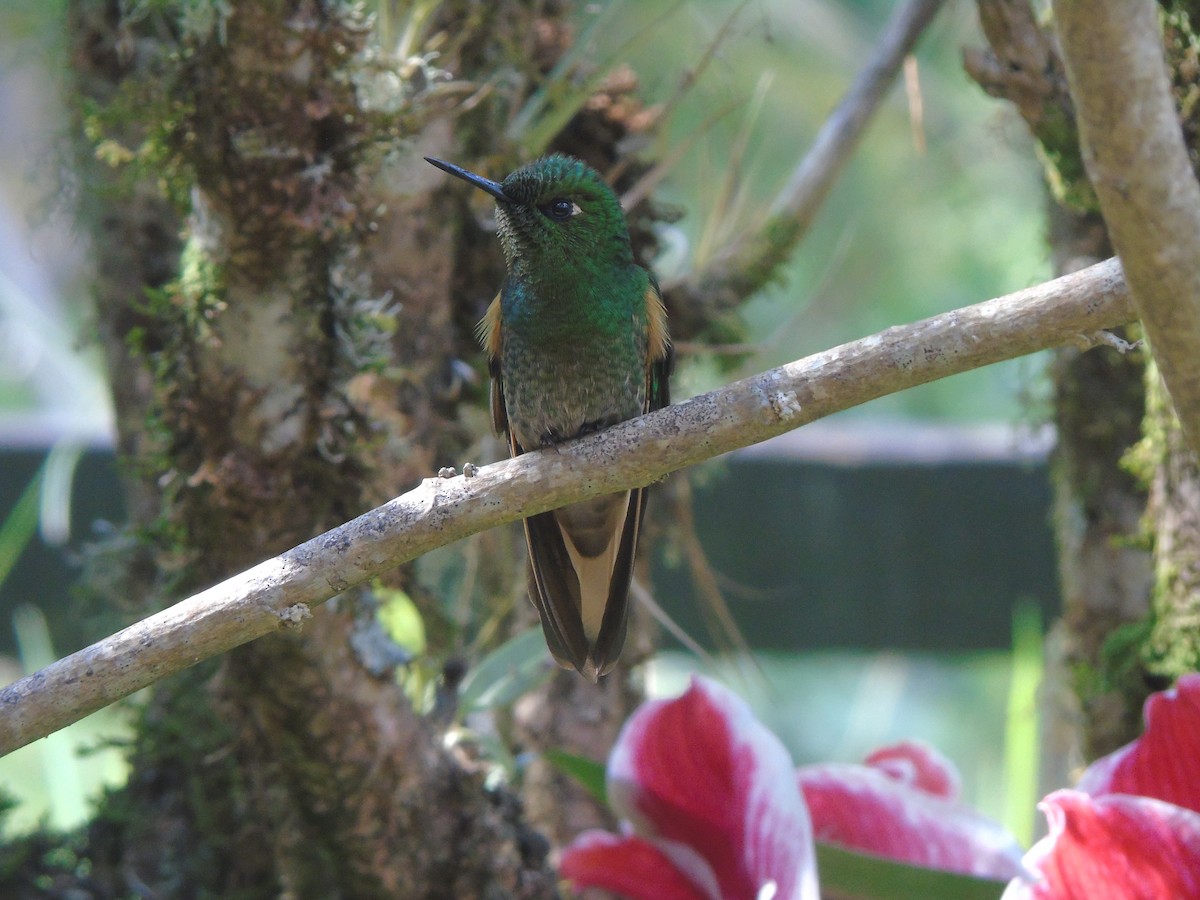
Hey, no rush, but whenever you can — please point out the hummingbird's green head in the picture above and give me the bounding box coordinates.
[426,154,633,279]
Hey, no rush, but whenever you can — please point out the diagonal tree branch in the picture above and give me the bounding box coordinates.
[767,0,945,231]
[0,257,1135,756]
[674,0,946,316]
[1053,0,1200,453]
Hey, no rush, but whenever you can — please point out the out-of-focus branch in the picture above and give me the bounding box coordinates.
[673,0,946,319]
[963,0,1095,211]
[0,257,1135,756]
[1053,0,1200,453]
[964,0,1069,128]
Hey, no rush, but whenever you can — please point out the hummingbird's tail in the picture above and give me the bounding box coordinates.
[523,487,647,680]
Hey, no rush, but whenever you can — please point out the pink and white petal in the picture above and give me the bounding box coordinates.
[863,740,961,801]
[559,831,712,900]
[1002,789,1200,900]
[1076,673,1200,813]
[798,762,1024,880]
[608,676,818,900]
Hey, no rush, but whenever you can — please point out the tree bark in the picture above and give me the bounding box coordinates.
[1051,0,1200,697]
[51,0,634,894]
[970,0,1200,770]
[1054,0,1200,454]
[968,0,1154,768]
[1138,369,1200,679]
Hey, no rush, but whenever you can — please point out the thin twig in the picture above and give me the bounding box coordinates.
[676,0,946,306]
[613,0,751,197]
[0,257,1135,755]
[673,475,757,663]
[629,580,718,670]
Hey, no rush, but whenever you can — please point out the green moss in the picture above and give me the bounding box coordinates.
[82,82,198,213]
[105,251,223,601]
[1034,106,1099,213]
[1146,550,1200,678]
[176,235,227,340]
[1121,433,1158,489]
[330,260,399,375]
[1163,6,1200,176]
[0,826,96,897]
[1119,356,1200,681]
[85,663,270,897]
[1069,616,1149,708]
[1121,350,1164,488]
[1101,618,1156,691]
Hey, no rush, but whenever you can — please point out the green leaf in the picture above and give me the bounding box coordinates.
[543,749,607,805]
[0,464,43,592]
[375,585,426,654]
[458,627,554,716]
[1004,601,1043,846]
[815,843,1007,900]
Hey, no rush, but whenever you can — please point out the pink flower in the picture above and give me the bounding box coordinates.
[1004,790,1200,899]
[1005,674,1200,899]
[560,832,718,900]
[1075,673,1200,810]
[559,676,818,900]
[798,740,1025,879]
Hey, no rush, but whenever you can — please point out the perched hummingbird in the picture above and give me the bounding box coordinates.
[426,154,672,681]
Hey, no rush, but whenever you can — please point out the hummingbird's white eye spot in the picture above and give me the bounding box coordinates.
[541,198,581,221]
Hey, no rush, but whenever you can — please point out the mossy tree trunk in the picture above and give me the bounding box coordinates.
[45,1,670,895]
[967,0,1200,773]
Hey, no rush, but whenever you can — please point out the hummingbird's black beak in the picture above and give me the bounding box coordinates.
[425,157,509,203]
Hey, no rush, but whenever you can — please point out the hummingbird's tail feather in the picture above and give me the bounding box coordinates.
[524,488,646,680]
[523,513,588,672]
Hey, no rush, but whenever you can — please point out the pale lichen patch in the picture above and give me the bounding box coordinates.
[278,603,312,629]
[769,390,803,421]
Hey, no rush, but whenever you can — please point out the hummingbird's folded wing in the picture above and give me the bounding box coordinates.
[645,277,672,411]
[477,293,507,435]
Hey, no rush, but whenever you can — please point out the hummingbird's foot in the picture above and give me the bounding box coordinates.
[577,416,618,437]
[437,466,457,478]
[462,462,479,478]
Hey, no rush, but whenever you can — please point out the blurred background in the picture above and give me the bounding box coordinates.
[1,0,1054,846]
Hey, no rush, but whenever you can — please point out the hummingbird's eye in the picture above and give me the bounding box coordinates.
[541,198,580,221]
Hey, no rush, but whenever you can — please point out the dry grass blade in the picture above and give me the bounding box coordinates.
[673,476,763,673]
[608,0,751,190]
[695,72,774,269]
[679,0,947,307]
[630,581,718,671]
[508,0,684,154]
[620,99,740,212]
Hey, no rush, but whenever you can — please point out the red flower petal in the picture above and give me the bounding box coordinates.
[607,676,817,900]
[798,761,1024,879]
[864,740,961,801]
[1076,673,1200,813]
[559,831,711,900]
[1004,790,1200,899]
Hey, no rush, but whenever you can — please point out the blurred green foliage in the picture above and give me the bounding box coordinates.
[2,0,1050,426]
[593,0,1049,419]
[0,0,1053,852]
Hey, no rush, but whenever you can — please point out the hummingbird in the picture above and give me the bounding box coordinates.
[426,154,672,681]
